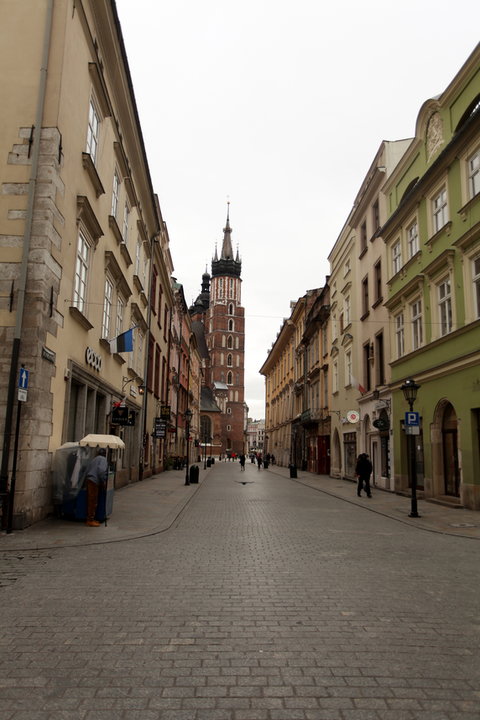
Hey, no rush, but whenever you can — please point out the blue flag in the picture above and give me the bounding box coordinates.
[109,327,134,354]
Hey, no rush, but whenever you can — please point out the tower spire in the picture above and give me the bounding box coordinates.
[221,201,233,260]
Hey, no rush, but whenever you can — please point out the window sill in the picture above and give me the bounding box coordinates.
[372,297,383,309]
[69,305,94,330]
[82,152,105,198]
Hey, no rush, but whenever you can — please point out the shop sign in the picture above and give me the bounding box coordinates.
[153,418,166,438]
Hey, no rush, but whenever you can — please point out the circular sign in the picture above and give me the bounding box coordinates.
[346,410,360,424]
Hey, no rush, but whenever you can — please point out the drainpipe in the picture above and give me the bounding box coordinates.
[0,0,54,507]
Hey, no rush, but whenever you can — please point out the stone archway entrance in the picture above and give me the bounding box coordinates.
[442,403,460,497]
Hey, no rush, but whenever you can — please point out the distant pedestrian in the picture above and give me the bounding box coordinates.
[257,454,263,470]
[239,454,246,471]
[355,453,372,498]
[85,449,108,526]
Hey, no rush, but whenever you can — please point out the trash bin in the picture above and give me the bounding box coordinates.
[189,465,199,484]
[289,464,297,478]
[211,457,215,465]
[206,458,211,468]
[264,460,269,469]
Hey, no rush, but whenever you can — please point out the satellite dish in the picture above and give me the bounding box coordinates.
[346,410,360,424]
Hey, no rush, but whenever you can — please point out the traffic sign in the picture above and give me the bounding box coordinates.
[18,368,29,389]
[18,388,27,403]
[405,411,419,426]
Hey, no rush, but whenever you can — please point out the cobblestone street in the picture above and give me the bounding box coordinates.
[1,462,479,720]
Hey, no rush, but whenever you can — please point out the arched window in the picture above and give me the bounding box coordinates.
[200,415,212,443]
[227,353,232,367]
[227,335,233,349]
[227,371,233,385]
[228,319,234,332]
[228,303,234,315]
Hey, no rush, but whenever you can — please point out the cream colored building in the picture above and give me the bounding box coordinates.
[327,141,411,484]
[0,0,174,526]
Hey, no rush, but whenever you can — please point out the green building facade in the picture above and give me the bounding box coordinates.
[381,44,480,509]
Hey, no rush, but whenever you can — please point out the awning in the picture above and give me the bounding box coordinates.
[79,434,125,450]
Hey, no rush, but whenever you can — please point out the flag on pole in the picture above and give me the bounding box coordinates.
[109,327,135,354]
[351,376,366,395]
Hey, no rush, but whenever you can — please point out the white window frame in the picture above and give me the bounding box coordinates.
[102,276,114,339]
[411,298,423,350]
[438,277,452,335]
[111,169,120,218]
[73,229,90,313]
[115,296,125,338]
[344,295,351,327]
[473,255,480,320]
[468,149,480,199]
[407,221,419,259]
[122,203,130,243]
[86,98,100,164]
[432,187,448,233]
[344,350,352,387]
[392,240,402,275]
[395,312,405,358]
[135,237,142,276]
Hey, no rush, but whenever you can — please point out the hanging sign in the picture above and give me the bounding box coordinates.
[346,410,360,424]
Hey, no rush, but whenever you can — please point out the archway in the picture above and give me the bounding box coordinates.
[331,427,341,477]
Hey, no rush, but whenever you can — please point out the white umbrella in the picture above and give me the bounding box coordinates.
[79,434,125,450]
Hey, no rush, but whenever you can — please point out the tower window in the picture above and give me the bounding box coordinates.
[227,353,233,367]
[227,335,233,349]
[228,303,234,315]
[228,319,234,332]
[227,371,233,385]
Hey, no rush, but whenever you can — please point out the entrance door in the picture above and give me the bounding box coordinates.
[318,435,330,474]
[442,404,460,497]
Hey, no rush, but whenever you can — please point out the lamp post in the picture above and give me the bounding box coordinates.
[401,378,421,518]
[184,408,192,486]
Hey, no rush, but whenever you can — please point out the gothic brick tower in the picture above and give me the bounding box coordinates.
[209,206,245,455]
[191,205,245,456]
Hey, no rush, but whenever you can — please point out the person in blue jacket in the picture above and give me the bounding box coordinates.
[85,448,108,526]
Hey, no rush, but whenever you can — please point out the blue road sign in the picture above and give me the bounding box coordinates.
[405,411,419,426]
[18,368,29,389]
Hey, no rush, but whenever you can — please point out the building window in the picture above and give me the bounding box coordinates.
[468,150,480,199]
[395,312,405,358]
[438,278,452,335]
[228,303,234,315]
[363,343,371,392]
[227,407,232,414]
[135,238,141,276]
[374,260,382,303]
[375,332,385,386]
[111,169,120,218]
[411,299,423,350]
[432,187,448,233]
[345,350,352,387]
[73,230,90,313]
[361,276,369,318]
[122,203,130,243]
[86,98,100,164]
[392,240,402,275]
[343,258,351,276]
[115,296,125,338]
[227,353,233,367]
[333,360,338,393]
[473,255,480,319]
[227,335,233,349]
[360,221,367,254]
[344,296,351,326]
[227,371,233,385]
[372,199,380,232]
[102,277,113,338]
[407,221,419,258]
[228,319,234,332]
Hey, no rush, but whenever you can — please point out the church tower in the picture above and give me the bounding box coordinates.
[206,206,246,455]
[190,205,245,456]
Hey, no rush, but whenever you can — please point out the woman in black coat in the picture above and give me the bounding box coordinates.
[355,453,372,498]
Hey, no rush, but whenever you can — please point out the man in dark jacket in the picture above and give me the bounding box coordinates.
[85,448,108,526]
[355,453,372,498]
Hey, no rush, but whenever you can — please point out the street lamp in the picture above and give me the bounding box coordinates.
[184,408,193,486]
[401,378,421,518]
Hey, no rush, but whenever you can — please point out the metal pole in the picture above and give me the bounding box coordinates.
[6,400,22,534]
[184,417,190,486]
[408,400,420,518]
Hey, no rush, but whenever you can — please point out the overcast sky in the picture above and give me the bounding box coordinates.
[115,0,478,420]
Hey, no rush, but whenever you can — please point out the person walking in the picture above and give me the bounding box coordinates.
[355,453,372,498]
[85,448,108,526]
[256,454,263,470]
[239,453,246,471]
